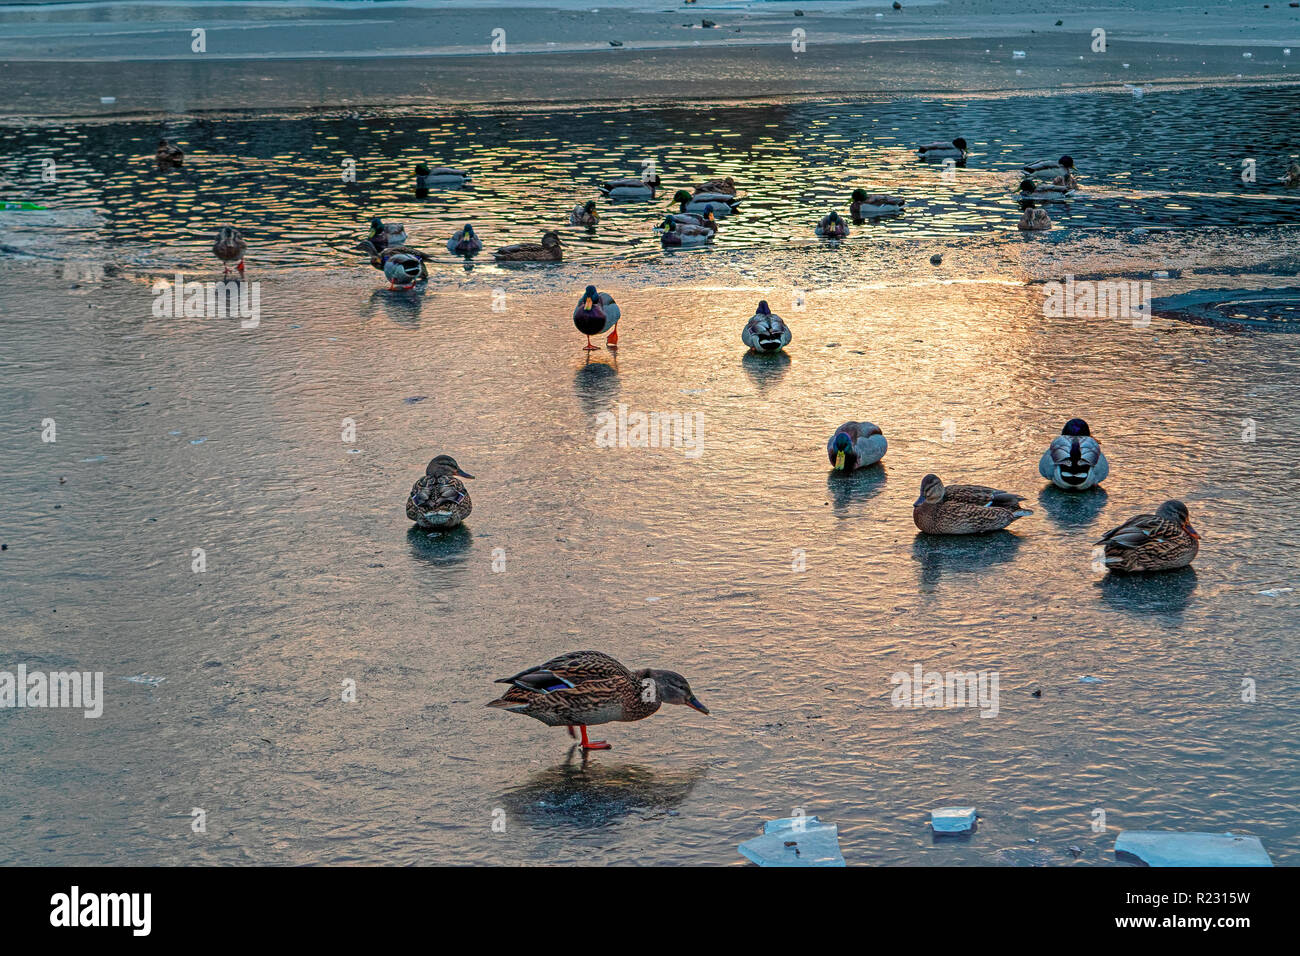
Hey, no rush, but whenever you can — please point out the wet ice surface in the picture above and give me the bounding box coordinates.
[1,89,1299,865]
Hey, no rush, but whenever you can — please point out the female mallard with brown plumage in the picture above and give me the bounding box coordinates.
[156,139,184,166]
[212,226,246,276]
[913,474,1032,534]
[406,454,474,530]
[493,231,562,262]
[694,176,736,196]
[487,650,709,751]
[1095,500,1199,572]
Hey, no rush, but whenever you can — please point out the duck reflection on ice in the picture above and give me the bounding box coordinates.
[368,286,425,326]
[1037,485,1109,529]
[741,350,791,393]
[573,354,619,420]
[912,531,1023,590]
[407,524,472,569]
[826,467,887,516]
[501,756,707,829]
[1096,566,1198,618]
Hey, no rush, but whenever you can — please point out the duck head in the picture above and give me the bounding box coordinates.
[583,200,597,216]
[637,669,709,714]
[415,163,430,176]
[541,231,561,249]
[460,223,476,239]
[1059,155,1076,170]
[851,188,869,202]
[915,473,945,507]
[831,431,854,470]
[426,454,475,479]
[756,299,771,316]
[671,189,694,208]
[1019,179,1038,195]
[661,216,678,232]
[953,137,968,151]
[1062,418,1091,437]
[827,211,842,223]
[1156,500,1199,539]
[581,284,600,310]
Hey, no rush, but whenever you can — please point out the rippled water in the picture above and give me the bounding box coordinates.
[1,87,1299,866]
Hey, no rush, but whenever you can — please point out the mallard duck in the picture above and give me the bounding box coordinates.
[569,200,599,226]
[419,165,470,186]
[362,217,407,254]
[815,211,849,238]
[1282,162,1300,187]
[850,187,905,219]
[913,474,1032,534]
[1095,500,1199,572]
[156,139,183,166]
[371,245,431,289]
[669,189,737,218]
[1018,208,1052,231]
[666,208,719,233]
[486,650,709,752]
[917,137,967,161]
[1023,155,1076,178]
[406,454,474,529]
[694,176,736,195]
[493,231,562,262]
[212,226,246,276]
[1039,418,1109,490]
[741,300,791,353]
[446,223,483,255]
[828,422,887,470]
[600,175,660,200]
[660,216,712,247]
[574,284,620,350]
[1052,171,1079,189]
[1019,179,1073,201]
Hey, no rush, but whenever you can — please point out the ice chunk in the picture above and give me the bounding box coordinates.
[738,815,845,867]
[1115,831,1272,867]
[931,807,977,833]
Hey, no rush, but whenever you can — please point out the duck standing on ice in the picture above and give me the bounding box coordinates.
[573,284,620,350]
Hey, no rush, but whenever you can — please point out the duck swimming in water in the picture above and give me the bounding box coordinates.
[446,223,483,255]
[493,231,563,262]
[156,139,184,166]
[1019,179,1074,201]
[1282,162,1300,187]
[669,189,737,218]
[1018,208,1052,231]
[360,217,407,254]
[600,175,660,200]
[406,454,474,530]
[913,474,1032,534]
[569,200,599,226]
[660,216,713,247]
[694,176,737,196]
[816,210,848,238]
[827,422,887,470]
[917,137,967,162]
[850,188,905,219]
[487,650,709,752]
[742,300,791,353]
[573,284,620,350]
[1023,155,1076,179]
[212,226,246,276]
[1039,418,1109,490]
[1095,500,1199,572]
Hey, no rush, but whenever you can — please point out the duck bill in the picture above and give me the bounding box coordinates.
[913,494,926,507]
[583,297,593,309]
[454,468,475,479]
[686,696,710,715]
[1184,522,1200,540]
[835,451,846,470]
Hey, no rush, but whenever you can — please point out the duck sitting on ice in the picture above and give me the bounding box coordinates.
[212,226,246,276]
[371,245,431,289]
[916,137,967,162]
[828,422,887,470]
[850,188,905,219]
[816,210,849,238]
[573,284,620,350]
[1039,418,1109,490]
[742,300,791,353]
[447,224,483,255]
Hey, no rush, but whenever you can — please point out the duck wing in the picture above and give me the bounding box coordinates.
[1095,513,1175,548]
[496,650,633,691]
[944,484,1026,509]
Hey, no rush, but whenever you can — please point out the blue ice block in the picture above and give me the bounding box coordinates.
[1115,831,1273,867]
[931,806,977,833]
[738,815,845,867]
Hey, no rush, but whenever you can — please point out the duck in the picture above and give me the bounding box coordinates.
[212,226,246,276]
[600,175,660,200]
[666,208,719,233]
[373,246,431,289]
[1052,170,1080,189]
[827,422,887,470]
[493,231,563,262]
[361,217,407,254]
[917,137,968,161]
[815,210,849,238]
[573,284,620,350]
[1039,418,1109,490]
[486,650,709,752]
[1095,500,1199,572]
[406,454,474,530]
[1282,162,1300,187]
[569,200,599,226]
[912,474,1033,534]
[1023,155,1076,178]
[1018,208,1052,231]
[850,187,905,219]
[1018,179,1073,201]
[669,189,737,218]
[741,300,791,353]
[660,216,713,247]
[418,165,470,186]
[694,176,736,195]
[446,223,483,255]
[156,139,184,166]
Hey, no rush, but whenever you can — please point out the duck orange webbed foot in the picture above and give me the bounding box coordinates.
[583,335,599,351]
[578,725,610,751]
[606,327,618,348]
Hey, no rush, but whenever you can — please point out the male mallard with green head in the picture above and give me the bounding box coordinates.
[487,650,709,751]
[569,200,599,226]
[815,210,848,238]
[493,231,562,262]
[913,474,1032,534]
[828,422,887,470]
[849,188,905,219]
[1095,500,1199,572]
[406,454,474,530]
[573,284,620,350]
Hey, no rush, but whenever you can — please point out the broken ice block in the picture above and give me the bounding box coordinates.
[1115,831,1272,867]
[738,815,845,867]
[931,807,977,833]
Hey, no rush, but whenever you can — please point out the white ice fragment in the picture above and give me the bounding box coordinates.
[100,97,115,104]
[121,674,166,686]
[1152,270,1170,278]
[1256,587,1294,596]
[1013,50,1026,58]
[931,806,977,833]
[1243,52,1253,58]
[738,815,845,866]
[1078,675,1106,683]
[1115,831,1272,867]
